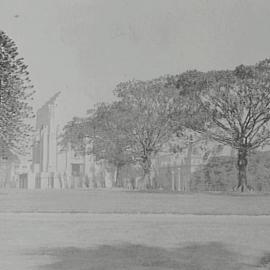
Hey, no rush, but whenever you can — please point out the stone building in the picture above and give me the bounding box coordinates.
[30,92,114,189]
[0,147,19,188]
[32,92,60,188]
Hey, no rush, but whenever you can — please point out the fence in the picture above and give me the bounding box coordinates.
[155,161,270,192]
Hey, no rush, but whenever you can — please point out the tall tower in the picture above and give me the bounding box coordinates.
[32,92,60,188]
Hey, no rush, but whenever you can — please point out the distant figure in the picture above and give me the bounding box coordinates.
[130,177,135,190]
[49,172,54,189]
[63,172,68,189]
[84,174,89,188]
[57,172,63,189]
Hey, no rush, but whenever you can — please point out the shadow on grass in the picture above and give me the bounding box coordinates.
[259,253,270,268]
[37,242,261,270]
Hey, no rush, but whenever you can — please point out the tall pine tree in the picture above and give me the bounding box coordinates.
[0,31,34,155]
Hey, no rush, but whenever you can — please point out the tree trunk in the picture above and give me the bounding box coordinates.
[142,167,151,189]
[171,170,175,191]
[235,148,251,192]
[114,164,121,187]
[184,141,193,192]
[141,155,152,189]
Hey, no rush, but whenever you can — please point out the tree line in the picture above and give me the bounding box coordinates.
[61,59,270,192]
[2,30,270,192]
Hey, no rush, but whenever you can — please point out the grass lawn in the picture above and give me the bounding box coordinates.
[0,189,270,215]
[1,213,270,270]
[0,190,270,270]
[39,243,267,270]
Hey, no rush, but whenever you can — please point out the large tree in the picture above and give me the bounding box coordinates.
[60,104,134,186]
[178,59,270,192]
[0,31,34,154]
[87,103,134,186]
[62,78,182,189]
[113,77,181,188]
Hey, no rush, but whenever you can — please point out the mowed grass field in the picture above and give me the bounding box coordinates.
[1,189,270,270]
[1,189,270,215]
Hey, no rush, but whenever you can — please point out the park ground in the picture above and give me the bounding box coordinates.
[1,189,270,269]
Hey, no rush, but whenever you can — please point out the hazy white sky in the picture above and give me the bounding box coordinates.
[1,0,270,126]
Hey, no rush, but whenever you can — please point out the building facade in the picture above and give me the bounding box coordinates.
[29,93,114,189]
[32,92,60,188]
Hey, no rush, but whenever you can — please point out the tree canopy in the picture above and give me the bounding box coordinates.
[61,77,183,188]
[112,77,182,187]
[61,58,270,191]
[175,59,270,191]
[0,31,34,154]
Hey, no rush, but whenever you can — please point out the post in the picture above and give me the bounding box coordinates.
[171,169,175,191]
[178,167,181,191]
[181,160,185,192]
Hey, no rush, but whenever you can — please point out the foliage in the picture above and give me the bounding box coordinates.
[0,31,34,154]
[191,156,237,192]
[60,117,88,153]
[59,103,134,185]
[173,61,270,151]
[60,77,184,188]
[246,151,270,191]
[174,59,270,191]
[169,70,209,131]
[113,77,182,185]
[87,102,134,168]
[60,57,270,192]
[198,61,270,151]
[191,150,270,192]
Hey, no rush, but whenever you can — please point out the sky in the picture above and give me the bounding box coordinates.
[1,0,270,126]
